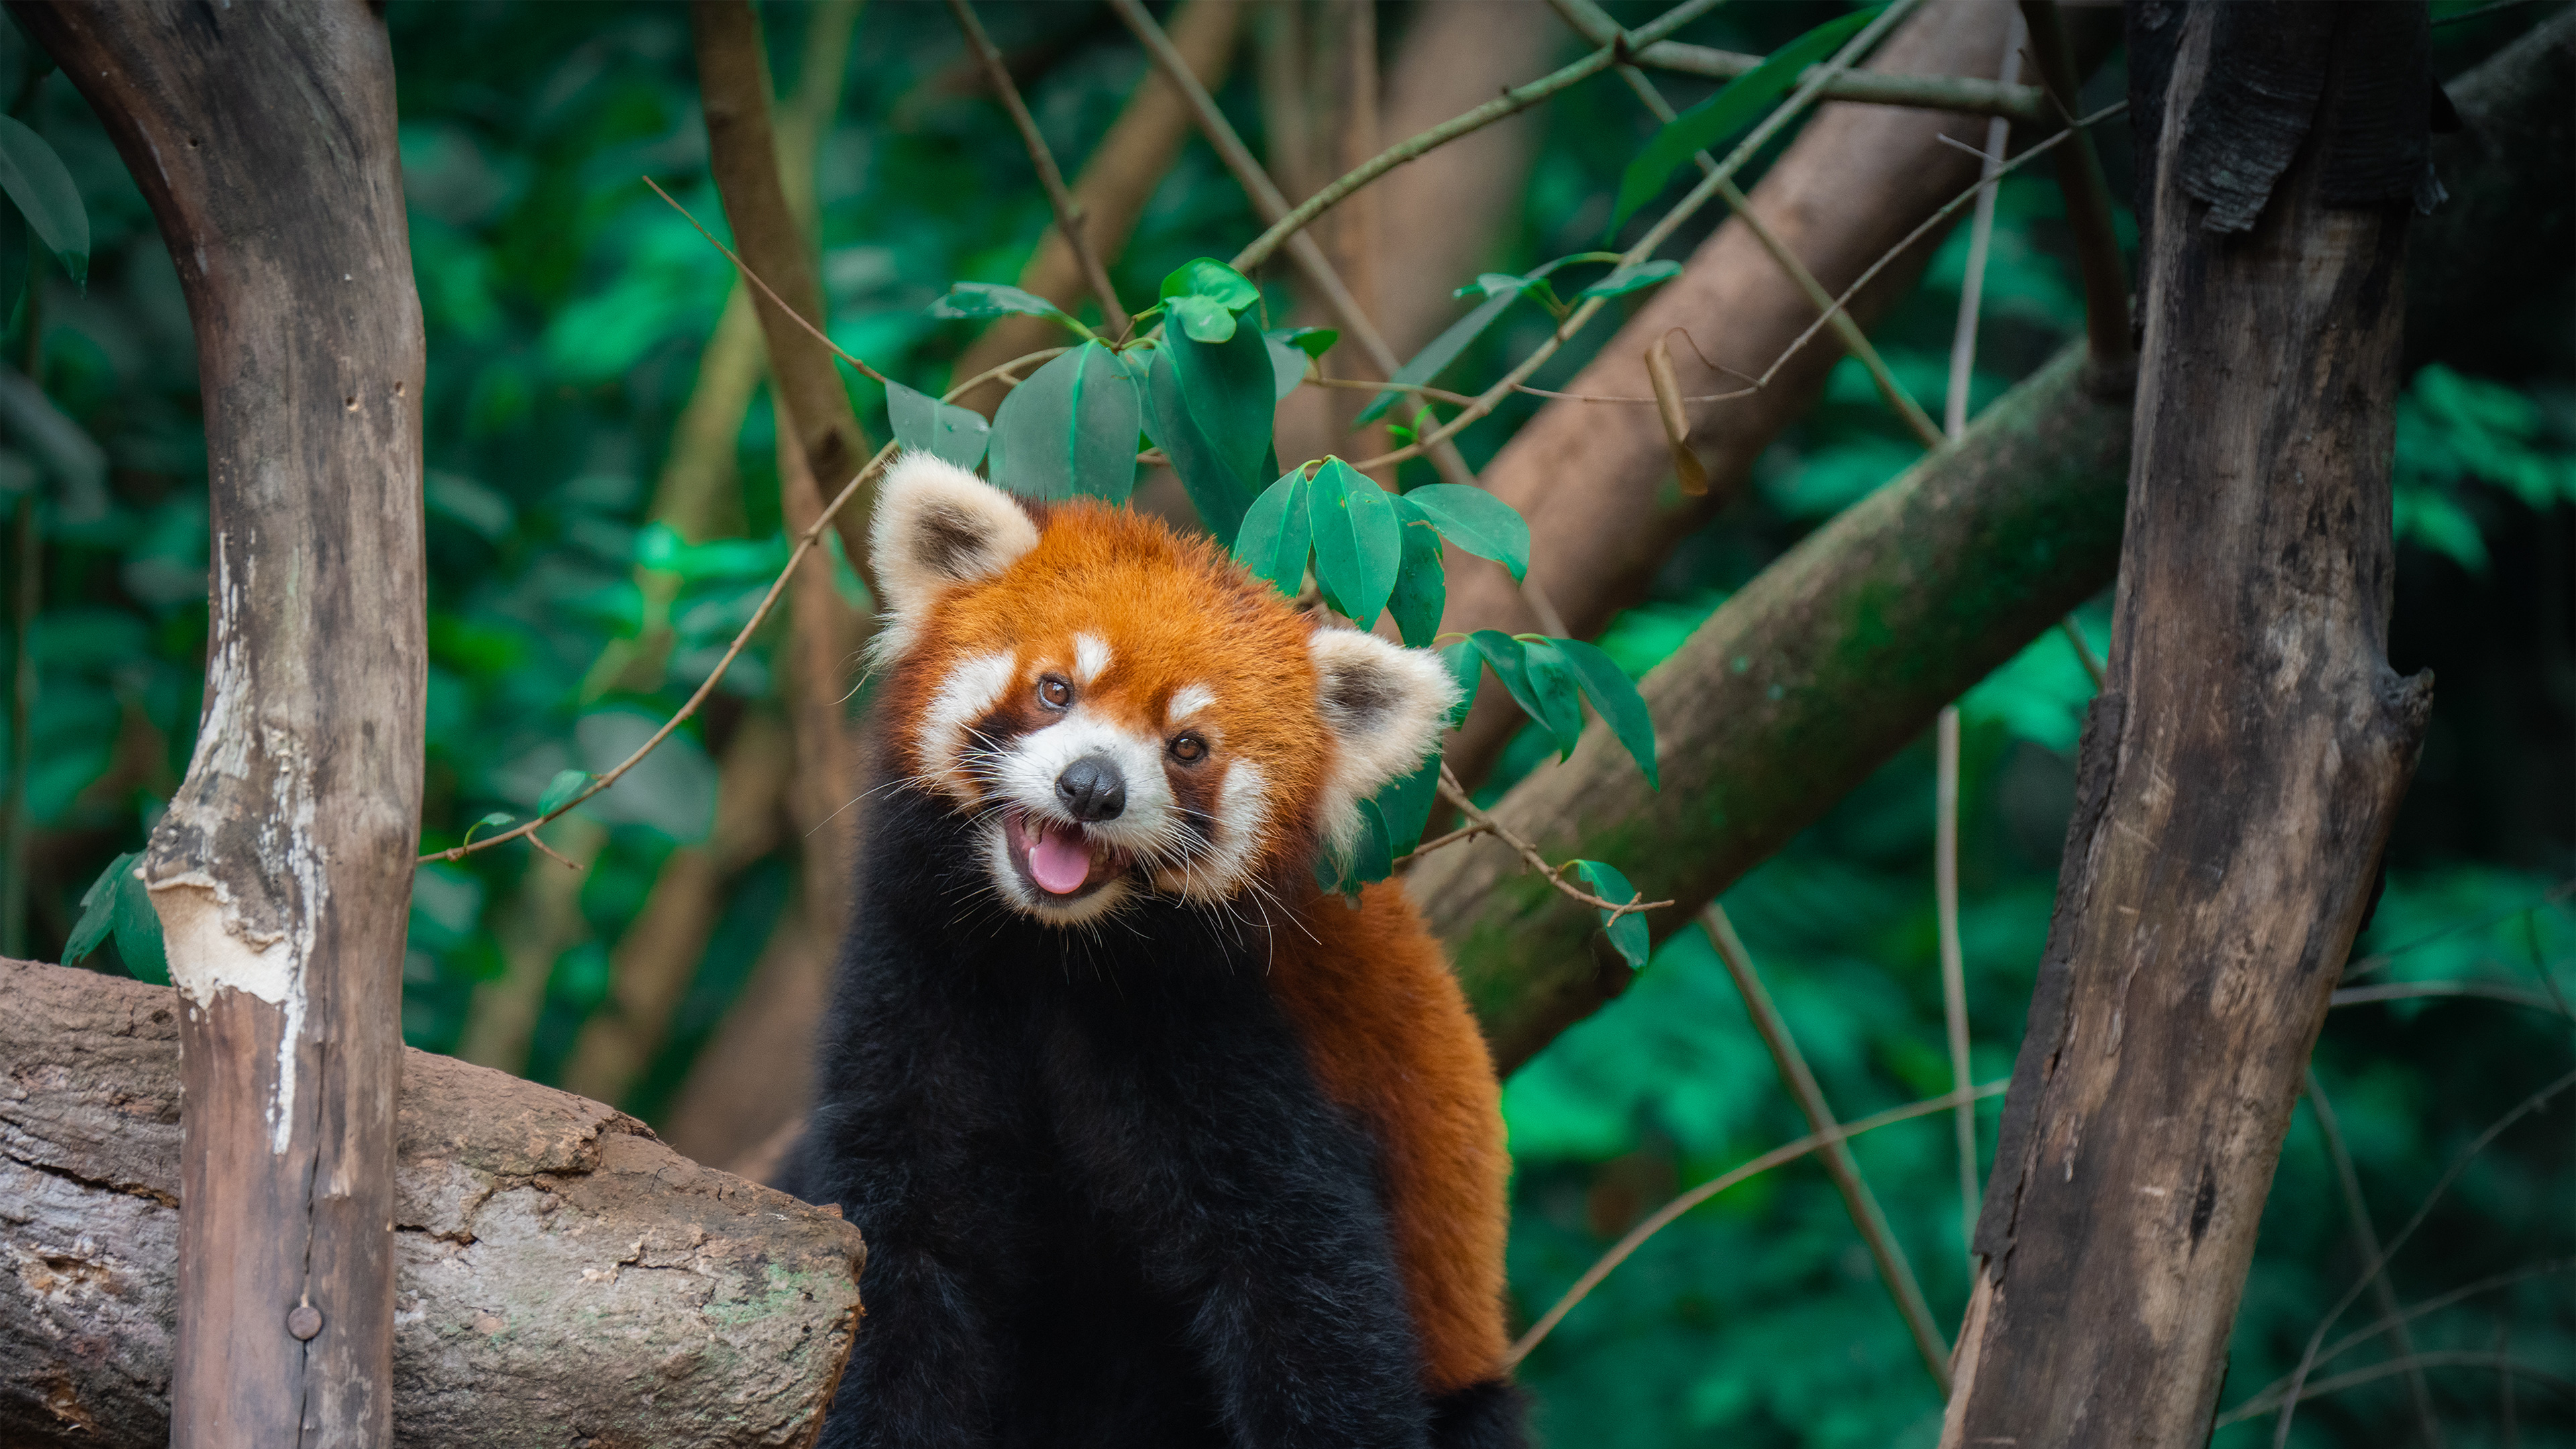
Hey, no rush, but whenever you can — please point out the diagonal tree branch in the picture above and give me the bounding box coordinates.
[947,0,1128,337]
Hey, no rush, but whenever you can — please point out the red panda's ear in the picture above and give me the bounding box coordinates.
[869,452,1040,646]
[1308,629,1463,856]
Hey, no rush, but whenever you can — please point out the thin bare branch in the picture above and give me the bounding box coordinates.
[946,0,1129,336]
[2306,1069,2447,1448]
[1699,904,1952,1391]
[1505,1079,2008,1368]
[2274,1065,2576,1446]
[645,177,888,383]
[1343,0,1932,474]
[1104,0,1486,491]
[1627,39,2047,120]
[2223,1353,2576,1428]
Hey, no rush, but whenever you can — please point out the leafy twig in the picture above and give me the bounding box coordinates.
[1505,1078,2010,1368]
[1627,39,2047,120]
[1436,765,1669,924]
[945,0,1129,338]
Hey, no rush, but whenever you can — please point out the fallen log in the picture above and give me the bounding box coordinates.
[0,957,864,1449]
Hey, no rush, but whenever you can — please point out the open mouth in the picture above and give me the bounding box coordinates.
[1002,809,1132,902]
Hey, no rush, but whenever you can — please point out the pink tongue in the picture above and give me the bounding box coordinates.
[1026,822,1095,895]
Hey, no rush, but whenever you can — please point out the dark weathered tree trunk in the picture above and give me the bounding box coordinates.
[9,3,424,1443]
[1939,5,2434,1442]
[0,959,865,1449]
[1411,4,2567,1077]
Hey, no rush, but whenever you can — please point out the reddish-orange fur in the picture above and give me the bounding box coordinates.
[1270,883,1513,1395]
[881,497,1513,1394]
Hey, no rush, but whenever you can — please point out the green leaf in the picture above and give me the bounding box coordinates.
[1440,641,1483,727]
[634,521,789,582]
[1169,321,1276,494]
[988,340,1144,503]
[1610,6,1886,233]
[1348,796,1397,885]
[1373,751,1443,859]
[885,378,991,468]
[1454,271,1537,301]
[1265,331,1310,401]
[1397,484,1530,582]
[928,280,1072,325]
[1232,468,1313,594]
[65,853,167,985]
[1554,637,1659,788]
[537,767,592,817]
[1576,259,1683,301]
[0,117,87,288]
[1307,458,1403,629]
[1355,286,1521,425]
[1470,629,1583,758]
[1568,859,1650,969]
[1158,256,1260,311]
[1140,345,1262,544]
[1386,510,1447,647]
[1273,325,1337,360]
[1168,292,1238,342]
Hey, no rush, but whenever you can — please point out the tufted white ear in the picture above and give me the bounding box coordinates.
[1308,628,1462,856]
[868,452,1041,650]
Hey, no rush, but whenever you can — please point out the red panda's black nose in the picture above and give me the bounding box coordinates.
[1055,755,1127,822]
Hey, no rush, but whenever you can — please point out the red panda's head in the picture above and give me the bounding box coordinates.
[865,453,1460,926]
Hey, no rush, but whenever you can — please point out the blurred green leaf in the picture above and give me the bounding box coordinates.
[1308,458,1402,629]
[1350,796,1395,885]
[1569,858,1650,968]
[1386,511,1447,647]
[536,767,591,818]
[1373,751,1442,859]
[1397,483,1530,581]
[929,280,1073,326]
[988,341,1143,503]
[634,521,789,581]
[1576,259,1682,301]
[1440,640,1483,727]
[1232,467,1312,594]
[0,116,88,288]
[1273,325,1336,359]
[1265,331,1309,401]
[886,378,991,468]
[1555,637,1659,788]
[1611,7,1886,233]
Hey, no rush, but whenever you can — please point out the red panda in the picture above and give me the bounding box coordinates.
[792,454,1523,1449]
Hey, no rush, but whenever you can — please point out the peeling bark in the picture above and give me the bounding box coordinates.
[0,958,864,1449]
[8,3,427,1440]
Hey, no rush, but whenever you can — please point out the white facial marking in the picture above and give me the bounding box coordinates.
[1167,683,1216,723]
[986,706,1177,855]
[1073,633,1113,686]
[920,651,1018,792]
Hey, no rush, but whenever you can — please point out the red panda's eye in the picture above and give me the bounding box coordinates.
[1037,676,1073,710]
[1168,733,1206,763]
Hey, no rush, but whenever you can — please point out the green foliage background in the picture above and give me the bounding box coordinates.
[2,3,2569,1444]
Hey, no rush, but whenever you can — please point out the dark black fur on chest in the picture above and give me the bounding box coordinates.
[792,784,1430,1449]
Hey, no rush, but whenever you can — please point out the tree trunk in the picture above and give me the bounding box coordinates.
[9,4,425,1442]
[1413,5,2567,1076]
[1939,6,2434,1443]
[0,958,865,1449]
